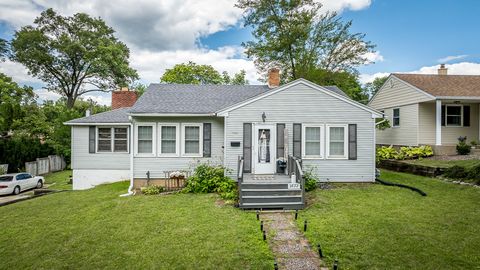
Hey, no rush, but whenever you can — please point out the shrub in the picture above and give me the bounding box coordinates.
[456,136,471,155]
[466,165,480,181]
[304,171,318,192]
[376,146,397,162]
[183,163,238,201]
[376,145,433,162]
[141,185,165,195]
[471,140,478,147]
[443,166,467,179]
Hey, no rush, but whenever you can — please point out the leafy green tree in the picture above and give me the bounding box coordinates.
[10,8,138,108]
[161,62,248,85]
[364,76,388,98]
[0,38,7,61]
[305,68,368,103]
[130,82,148,97]
[0,73,36,135]
[237,0,375,80]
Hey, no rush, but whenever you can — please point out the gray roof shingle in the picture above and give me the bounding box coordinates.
[65,107,130,124]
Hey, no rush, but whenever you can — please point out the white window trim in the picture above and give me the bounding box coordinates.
[158,123,180,157]
[181,123,203,157]
[302,124,324,159]
[392,108,400,127]
[326,124,349,160]
[134,123,157,157]
[96,126,129,153]
[445,104,463,127]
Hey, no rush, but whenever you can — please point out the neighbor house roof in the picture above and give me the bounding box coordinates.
[129,83,349,115]
[394,74,480,97]
[64,107,130,125]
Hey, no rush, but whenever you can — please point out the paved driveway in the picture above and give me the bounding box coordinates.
[0,191,34,205]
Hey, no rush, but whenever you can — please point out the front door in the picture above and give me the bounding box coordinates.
[253,124,276,174]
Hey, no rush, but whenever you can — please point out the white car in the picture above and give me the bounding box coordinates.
[0,173,45,195]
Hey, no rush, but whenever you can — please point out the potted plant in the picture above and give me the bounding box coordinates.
[470,140,478,149]
[456,136,471,155]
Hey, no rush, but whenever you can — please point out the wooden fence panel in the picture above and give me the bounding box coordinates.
[25,161,38,176]
[48,155,64,172]
[36,158,50,175]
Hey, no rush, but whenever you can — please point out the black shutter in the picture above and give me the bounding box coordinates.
[441,105,445,126]
[293,123,302,158]
[348,124,357,160]
[463,106,470,127]
[276,123,285,159]
[243,123,252,173]
[89,126,96,153]
[203,123,211,157]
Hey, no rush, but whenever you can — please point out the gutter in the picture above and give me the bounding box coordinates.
[120,118,135,197]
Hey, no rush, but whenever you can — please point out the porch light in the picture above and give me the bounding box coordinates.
[262,112,266,122]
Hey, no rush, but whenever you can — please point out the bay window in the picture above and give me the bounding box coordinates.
[302,124,324,159]
[326,124,348,159]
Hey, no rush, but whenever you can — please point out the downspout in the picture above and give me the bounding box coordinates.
[120,117,135,197]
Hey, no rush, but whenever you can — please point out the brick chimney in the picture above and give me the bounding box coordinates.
[267,68,280,88]
[438,64,448,75]
[111,87,138,109]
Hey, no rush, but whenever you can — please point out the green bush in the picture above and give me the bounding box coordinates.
[466,165,480,181]
[184,163,238,201]
[444,166,467,179]
[303,170,318,192]
[456,142,471,155]
[376,145,433,162]
[141,185,165,195]
[0,135,55,172]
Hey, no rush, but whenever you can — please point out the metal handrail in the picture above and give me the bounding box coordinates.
[237,156,244,206]
[288,155,305,206]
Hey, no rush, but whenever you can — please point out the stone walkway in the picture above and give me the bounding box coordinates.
[261,212,327,270]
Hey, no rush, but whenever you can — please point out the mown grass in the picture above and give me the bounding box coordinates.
[403,158,480,168]
[298,170,480,269]
[0,181,273,269]
[44,169,72,190]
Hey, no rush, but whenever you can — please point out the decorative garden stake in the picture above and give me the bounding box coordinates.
[260,221,264,231]
[295,210,298,220]
[256,210,259,220]
[274,261,278,270]
[317,244,323,258]
[263,230,266,241]
[304,220,308,232]
[333,260,338,270]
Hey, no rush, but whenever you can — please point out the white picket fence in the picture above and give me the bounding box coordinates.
[24,155,66,176]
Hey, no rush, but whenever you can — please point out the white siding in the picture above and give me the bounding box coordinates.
[376,104,419,146]
[419,102,479,145]
[369,76,434,108]
[225,83,376,182]
[133,116,224,178]
[71,126,130,170]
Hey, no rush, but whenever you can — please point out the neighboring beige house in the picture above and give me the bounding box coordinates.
[369,64,480,154]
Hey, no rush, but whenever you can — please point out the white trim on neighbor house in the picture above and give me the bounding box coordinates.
[436,96,480,100]
[157,123,180,157]
[95,126,130,154]
[181,123,203,157]
[302,124,324,160]
[436,100,442,145]
[134,122,157,157]
[326,124,349,160]
[217,79,383,118]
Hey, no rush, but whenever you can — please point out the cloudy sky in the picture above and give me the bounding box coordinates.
[1,0,480,105]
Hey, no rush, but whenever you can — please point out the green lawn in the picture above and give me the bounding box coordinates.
[0,180,273,269]
[298,170,480,269]
[44,169,72,190]
[403,158,480,168]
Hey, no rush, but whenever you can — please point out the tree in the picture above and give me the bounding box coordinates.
[304,68,368,103]
[364,76,388,99]
[236,0,375,81]
[0,73,36,135]
[0,38,7,61]
[160,62,248,85]
[10,8,138,108]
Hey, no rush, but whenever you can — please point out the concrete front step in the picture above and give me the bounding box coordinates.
[241,183,289,189]
[242,195,302,204]
[240,202,304,210]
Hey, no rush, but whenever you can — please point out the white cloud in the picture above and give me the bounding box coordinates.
[319,0,371,12]
[35,89,61,103]
[437,55,468,63]
[362,51,384,63]
[359,72,389,84]
[0,60,42,85]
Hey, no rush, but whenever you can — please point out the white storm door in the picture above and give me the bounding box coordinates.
[253,124,276,174]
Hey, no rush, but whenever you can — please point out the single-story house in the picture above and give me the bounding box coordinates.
[65,69,382,209]
[369,64,480,154]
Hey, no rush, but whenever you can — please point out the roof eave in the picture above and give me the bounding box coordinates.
[64,122,130,126]
[128,112,217,117]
